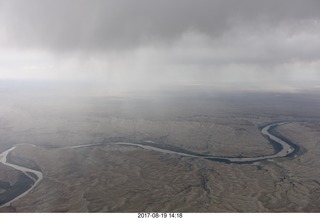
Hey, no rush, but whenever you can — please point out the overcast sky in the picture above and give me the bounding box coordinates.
[1,0,320,90]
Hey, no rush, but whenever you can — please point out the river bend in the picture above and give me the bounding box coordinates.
[0,121,299,207]
[115,122,298,164]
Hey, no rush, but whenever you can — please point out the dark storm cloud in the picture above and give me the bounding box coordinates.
[1,0,320,84]
[1,0,320,51]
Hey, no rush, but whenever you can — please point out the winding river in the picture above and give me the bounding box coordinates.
[0,145,43,207]
[0,121,299,207]
[115,122,299,164]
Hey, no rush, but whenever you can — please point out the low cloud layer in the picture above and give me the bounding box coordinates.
[0,0,320,90]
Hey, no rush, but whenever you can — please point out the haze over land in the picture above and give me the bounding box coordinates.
[1,0,320,212]
[1,0,320,90]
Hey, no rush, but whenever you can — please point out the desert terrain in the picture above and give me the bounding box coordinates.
[1,84,320,212]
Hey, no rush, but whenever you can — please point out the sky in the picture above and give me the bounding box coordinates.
[1,0,320,91]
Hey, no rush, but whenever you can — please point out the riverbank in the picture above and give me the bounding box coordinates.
[0,146,43,208]
[0,121,300,208]
[115,122,300,164]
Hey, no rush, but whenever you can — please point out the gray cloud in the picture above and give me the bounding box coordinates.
[0,0,320,87]
[1,0,320,50]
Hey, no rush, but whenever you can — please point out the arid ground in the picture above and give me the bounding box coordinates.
[1,85,320,212]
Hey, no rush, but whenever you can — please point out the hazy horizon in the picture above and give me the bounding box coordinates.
[1,0,320,94]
